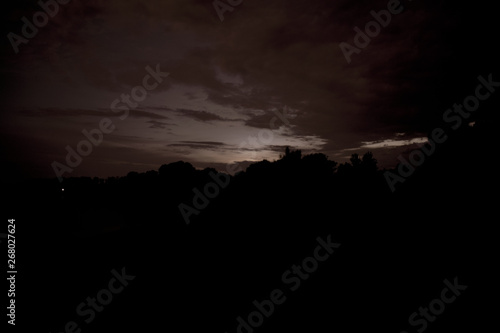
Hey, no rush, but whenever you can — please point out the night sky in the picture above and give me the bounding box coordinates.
[1,0,498,179]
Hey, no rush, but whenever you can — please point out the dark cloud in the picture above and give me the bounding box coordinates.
[244,113,276,129]
[1,0,498,178]
[174,109,231,122]
[180,141,226,146]
[19,108,168,120]
[147,120,169,129]
[168,140,228,150]
[264,145,294,153]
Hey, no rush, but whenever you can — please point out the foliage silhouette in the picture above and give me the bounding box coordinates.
[2,116,495,333]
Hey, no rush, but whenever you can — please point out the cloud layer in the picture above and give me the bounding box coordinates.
[1,0,497,178]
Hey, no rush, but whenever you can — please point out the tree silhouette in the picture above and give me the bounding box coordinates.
[361,151,377,174]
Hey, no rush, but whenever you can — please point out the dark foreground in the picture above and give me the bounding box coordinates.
[2,114,497,333]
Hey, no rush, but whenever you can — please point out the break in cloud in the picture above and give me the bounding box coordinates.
[0,0,497,178]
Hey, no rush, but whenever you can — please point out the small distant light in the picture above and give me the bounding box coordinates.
[61,188,65,192]
[468,121,476,127]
